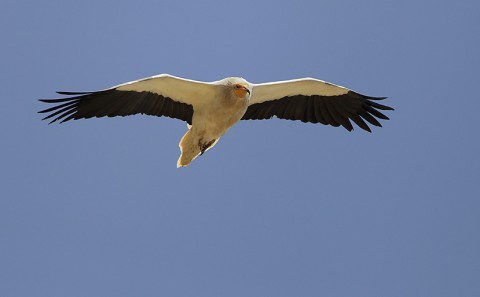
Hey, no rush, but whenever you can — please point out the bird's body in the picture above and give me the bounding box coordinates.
[176,78,251,166]
[39,74,393,167]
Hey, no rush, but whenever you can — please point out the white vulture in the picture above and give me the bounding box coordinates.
[39,74,393,167]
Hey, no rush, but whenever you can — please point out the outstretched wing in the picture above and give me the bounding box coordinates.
[242,78,393,132]
[39,74,216,125]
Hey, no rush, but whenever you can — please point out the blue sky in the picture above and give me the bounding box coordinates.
[1,0,479,296]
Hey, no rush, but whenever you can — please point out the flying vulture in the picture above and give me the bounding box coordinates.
[39,74,393,167]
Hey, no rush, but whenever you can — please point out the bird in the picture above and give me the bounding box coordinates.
[39,74,393,167]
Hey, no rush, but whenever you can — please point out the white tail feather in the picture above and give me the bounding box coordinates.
[177,129,201,167]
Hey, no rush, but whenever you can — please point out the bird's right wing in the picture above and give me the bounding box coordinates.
[39,74,216,125]
[243,78,393,132]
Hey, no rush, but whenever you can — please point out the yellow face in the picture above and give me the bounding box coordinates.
[233,83,251,98]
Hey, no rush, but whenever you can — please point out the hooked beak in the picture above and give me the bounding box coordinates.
[233,84,251,97]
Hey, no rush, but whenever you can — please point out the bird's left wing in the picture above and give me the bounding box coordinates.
[39,74,215,125]
[242,78,393,132]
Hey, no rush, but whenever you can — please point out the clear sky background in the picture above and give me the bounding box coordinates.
[1,0,479,296]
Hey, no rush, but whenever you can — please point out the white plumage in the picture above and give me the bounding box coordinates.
[39,74,393,167]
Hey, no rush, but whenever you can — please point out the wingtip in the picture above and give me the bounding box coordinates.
[56,91,92,95]
[42,116,57,124]
[38,99,58,103]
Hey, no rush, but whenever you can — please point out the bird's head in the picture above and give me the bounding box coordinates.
[221,77,251,99]
[233,83,251,98]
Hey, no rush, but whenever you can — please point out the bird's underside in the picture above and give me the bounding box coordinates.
[39,74,394,167]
